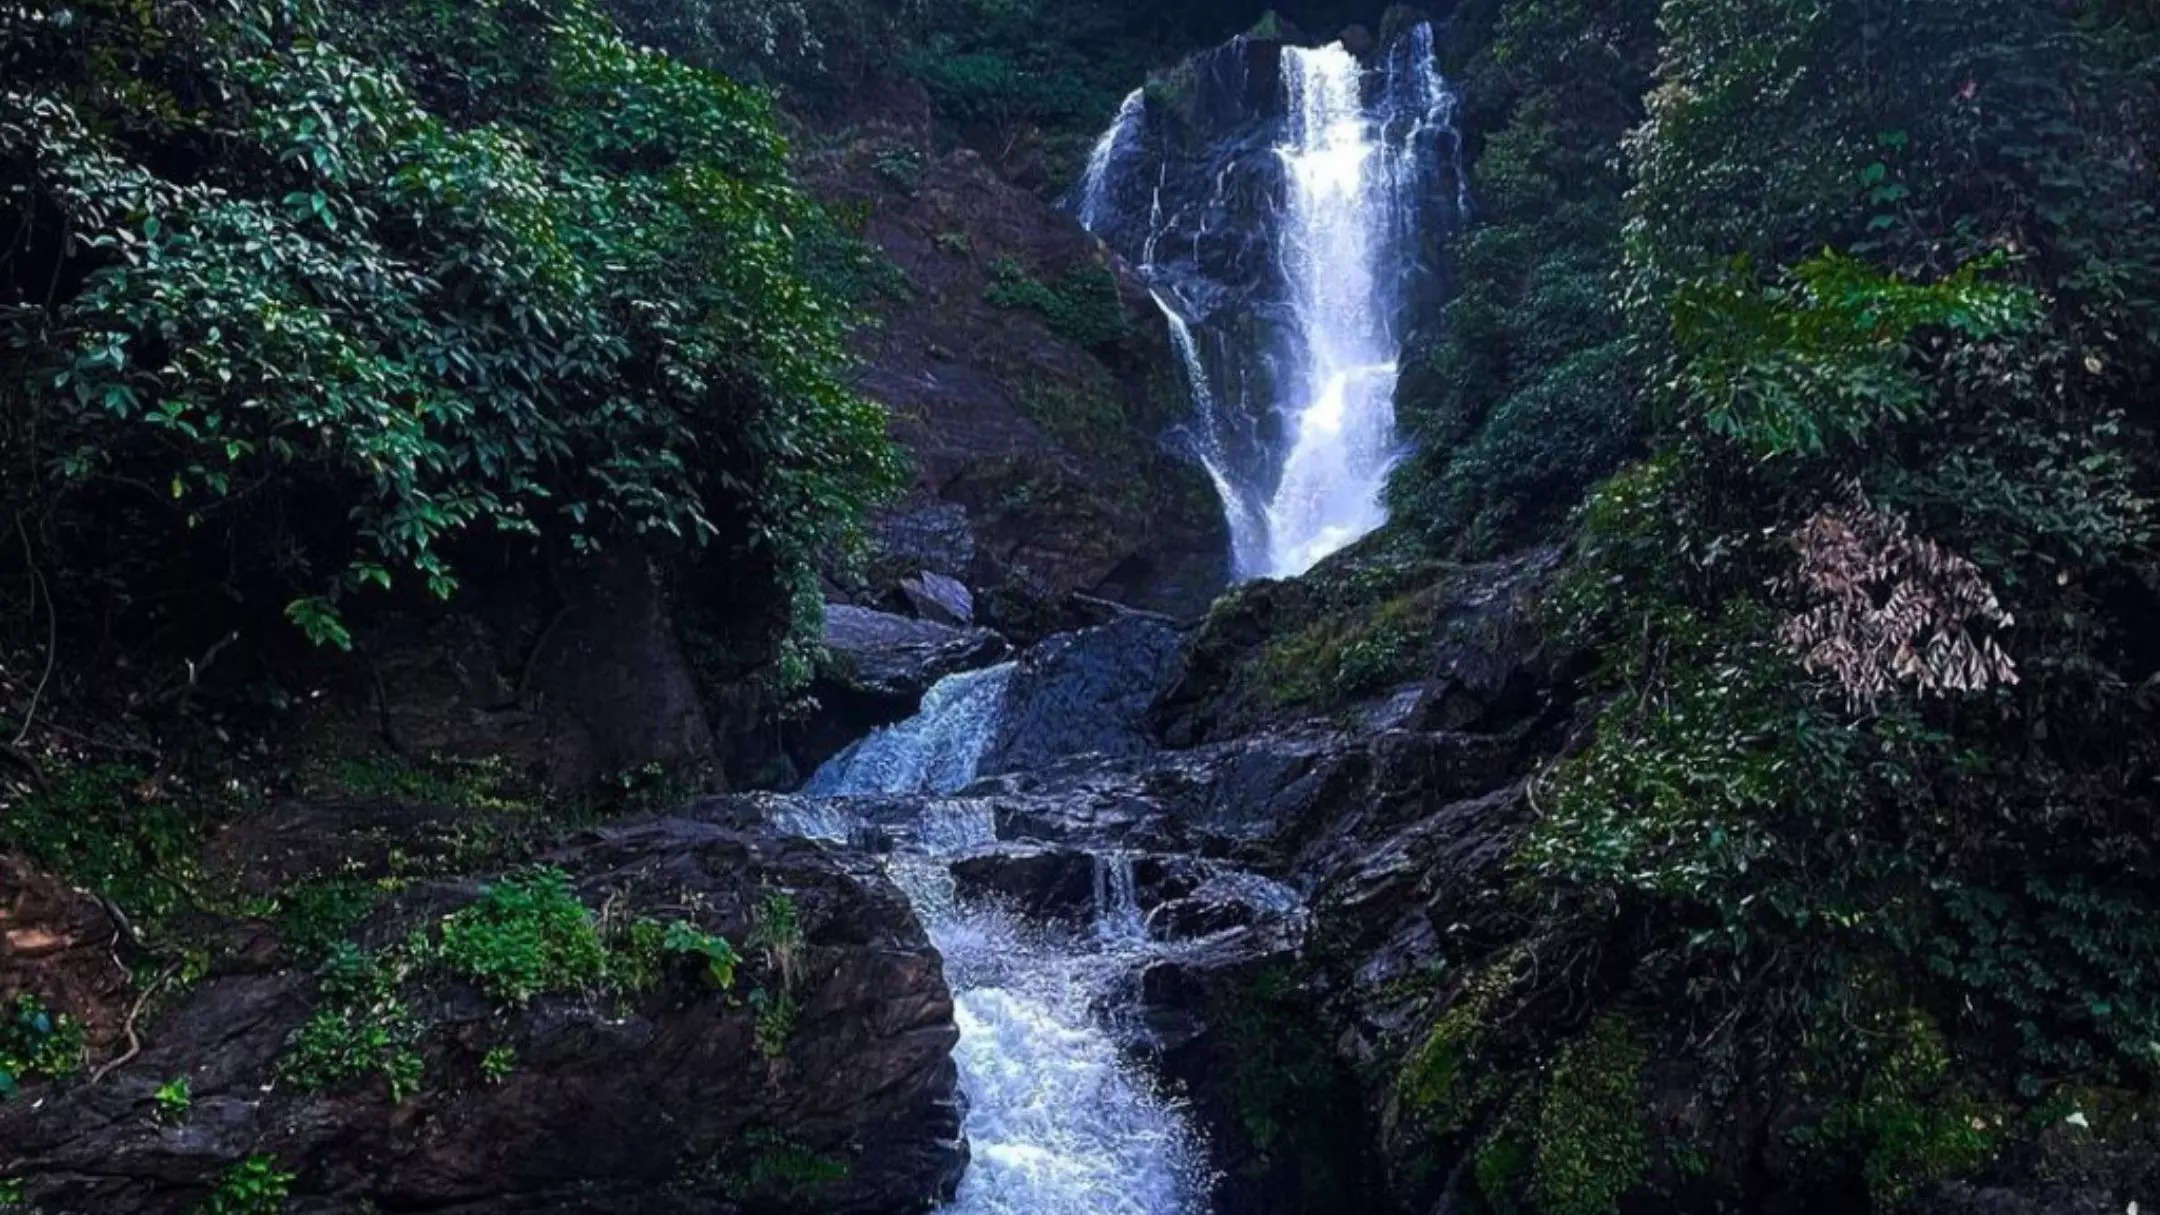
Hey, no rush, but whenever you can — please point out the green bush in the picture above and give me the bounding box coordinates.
[0,0,902,667]
[1388,1,2160,1204]
[281,871,741,1099]
[280,943,427,1101]
[437,868,611,1007]
[1386,0,1658,558]
[196,1155,294,1215]
[0,764,208,929]
[1258,591,1430,707]
[0,995,85,1100]
[1800,1010,1997,1207]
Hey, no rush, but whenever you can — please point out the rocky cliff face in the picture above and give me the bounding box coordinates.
[798,78,1231,626]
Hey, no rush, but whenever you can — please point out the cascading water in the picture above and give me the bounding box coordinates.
[786,672,1211,1215]
[1153,290,1267,575]
[1074,24,1468,580]
[1077,89,1146,234]
[804,662,1017,797]
[1264,42,1402,576]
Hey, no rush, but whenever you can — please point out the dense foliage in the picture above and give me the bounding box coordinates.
[0,0,900,665]
[1396,0,2160,1208]
[1387,0,1657,556]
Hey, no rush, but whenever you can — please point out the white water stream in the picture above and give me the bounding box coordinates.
[1263,42,1403,576]
[789,671,1211,1215]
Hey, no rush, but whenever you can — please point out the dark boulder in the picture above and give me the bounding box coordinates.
[948,843,1098,923]
[0,813,965,1214]
[899,571,976,627]
[974,613,1185,778]
[820,605,1009,703]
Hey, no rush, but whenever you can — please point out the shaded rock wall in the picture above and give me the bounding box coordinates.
[801,80,1230,624]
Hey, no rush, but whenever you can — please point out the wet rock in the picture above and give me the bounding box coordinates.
[0,813,965,1215]
[1137,919,1378,1214]
[900,571,975,627]
[821,605,1008,702]
[975,614,1185,778]
[1147,895,1256,940]
[1149,543,1568,749]
[820,596,1006,696]
[1146,870,1304,943]
[870,500,977,586]
[791,604,1013,778]
[799,88,1230,620]
[948,844,1097,922]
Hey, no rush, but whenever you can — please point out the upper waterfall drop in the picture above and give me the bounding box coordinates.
[1071,24,1468,582]
[1264,42,1403,576]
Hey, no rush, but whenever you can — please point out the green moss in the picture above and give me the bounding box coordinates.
[1014,380,1131,455]
[275,878,382,961]
[1259,591,1431,707]
[313,752,535,814]
[1531,1016,1648,1215]
[719,1129,848,1205]
[1472,1114,1534,1215]
[0,762,211,928]
[1397,952,1521,1134]
[1217,965,1373,1207]
[1809,1010,1997,1207]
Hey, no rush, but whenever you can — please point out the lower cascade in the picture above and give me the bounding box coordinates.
[785,669,1214,1214]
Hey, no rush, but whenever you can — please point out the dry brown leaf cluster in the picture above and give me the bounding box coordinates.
[1778,485,2019,708]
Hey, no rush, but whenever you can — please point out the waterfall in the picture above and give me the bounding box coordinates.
[791,674,1210,1215]
[1264,42,1402,576]
[1152,291,1266,575]
[1073,25,1467,581]
[804,662,1017,797]
[1092,853,1148,945]
[1076,88,1146,234]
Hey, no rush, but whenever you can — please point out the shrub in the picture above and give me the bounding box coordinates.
[282,873,743,1099]
[436,868,611,1007]
[983,258,1128,349]
[0,995,85,1099]
[280,943,427,1101]
[196,1155,294,1215]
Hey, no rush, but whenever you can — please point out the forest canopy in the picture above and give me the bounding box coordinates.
[0,0,901,666]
